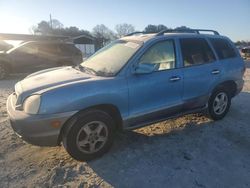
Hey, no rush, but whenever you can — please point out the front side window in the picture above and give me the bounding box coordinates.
[210,38,237,60]
[138,40,176,71]
[81,40,141,76]
[180,38,215,67]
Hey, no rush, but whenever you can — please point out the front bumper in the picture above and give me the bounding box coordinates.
[7,93,77,146]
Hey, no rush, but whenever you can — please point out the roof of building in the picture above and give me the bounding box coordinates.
[72,34,95,44]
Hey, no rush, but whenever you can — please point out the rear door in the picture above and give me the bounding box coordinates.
[179,37,221,110]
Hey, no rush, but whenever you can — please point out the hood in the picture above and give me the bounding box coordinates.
[15,66,96,103]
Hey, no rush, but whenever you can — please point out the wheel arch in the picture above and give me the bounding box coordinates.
[211,80,237,98]
[57,103,123,145]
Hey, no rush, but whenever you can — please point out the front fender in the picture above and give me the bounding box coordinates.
[38,77,129,119]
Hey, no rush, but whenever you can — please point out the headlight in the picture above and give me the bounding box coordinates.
[23,95,41,114]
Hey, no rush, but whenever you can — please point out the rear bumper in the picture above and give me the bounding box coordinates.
[7,93,77,146]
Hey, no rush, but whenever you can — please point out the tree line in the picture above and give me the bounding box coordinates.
[32,19,193,49]
[32,19,249,49]
[235,41,250,47]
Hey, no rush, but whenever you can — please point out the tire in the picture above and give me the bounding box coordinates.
[62,110,115,161]
[0,63,8,80]
[208,88,231,120]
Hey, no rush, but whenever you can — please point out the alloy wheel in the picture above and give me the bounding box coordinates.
[76,121,108,154]
[213,92,228,115]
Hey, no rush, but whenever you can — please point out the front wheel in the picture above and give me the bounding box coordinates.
[208,88,231,120]
[62,110,115,161]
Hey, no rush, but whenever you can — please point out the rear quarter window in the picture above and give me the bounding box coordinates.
[210,38,237,60]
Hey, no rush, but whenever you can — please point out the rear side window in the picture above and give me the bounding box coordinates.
[210,38,237,59]
[180,38,215,67]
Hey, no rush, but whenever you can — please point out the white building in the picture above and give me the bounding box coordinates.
[72,35,95,58]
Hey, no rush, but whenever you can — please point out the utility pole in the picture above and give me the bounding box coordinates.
[50,14,53,30]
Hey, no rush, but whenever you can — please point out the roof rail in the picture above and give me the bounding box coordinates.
[156,29,220,36]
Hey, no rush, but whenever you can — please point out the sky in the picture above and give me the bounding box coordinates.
[0,0,249,41]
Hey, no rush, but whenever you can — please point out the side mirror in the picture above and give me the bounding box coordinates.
[134,63,157,74]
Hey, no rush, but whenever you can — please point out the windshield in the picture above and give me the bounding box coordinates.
[80,40,142,76]
[6,41,31,54]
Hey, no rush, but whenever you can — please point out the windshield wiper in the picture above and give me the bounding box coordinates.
[75,65,97,75]
[73,65,81,71]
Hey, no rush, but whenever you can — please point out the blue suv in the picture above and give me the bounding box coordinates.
[7,29,245,161]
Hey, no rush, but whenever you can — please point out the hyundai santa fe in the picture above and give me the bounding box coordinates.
[7,29,245,161]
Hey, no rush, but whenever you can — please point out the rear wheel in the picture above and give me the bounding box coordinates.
[0,63,8,80]
[62,110,115,161]
[208,88,231,120]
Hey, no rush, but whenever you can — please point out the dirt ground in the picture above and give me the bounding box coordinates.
[0,61,250,188]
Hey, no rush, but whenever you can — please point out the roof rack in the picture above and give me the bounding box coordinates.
[156,29,220,36]
[125,29,220,37]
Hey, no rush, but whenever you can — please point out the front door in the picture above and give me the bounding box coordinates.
[127,40,183,127]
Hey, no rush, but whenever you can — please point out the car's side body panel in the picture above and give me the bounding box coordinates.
[126,68,183,127]
[207,37,245,95]
[123,35,244,129]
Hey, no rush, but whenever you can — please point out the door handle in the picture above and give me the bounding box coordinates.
[211,70,220,75]
[169,76,181,82]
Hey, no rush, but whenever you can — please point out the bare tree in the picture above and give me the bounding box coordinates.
[32,19,63,35]
[51,19,63,29]
[92,24,116,49]
[115,23,135,37]
[32,19,91,37]
[33,21,51,35]
[144,24,169,33]
[29,25,37,34]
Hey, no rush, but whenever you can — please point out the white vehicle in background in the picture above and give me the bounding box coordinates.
[241,46,250,59]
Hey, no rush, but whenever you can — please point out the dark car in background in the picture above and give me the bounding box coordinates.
[0,40,13,52]
[0,41,82,79]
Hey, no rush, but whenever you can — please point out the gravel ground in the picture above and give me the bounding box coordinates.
[0,61,250,188]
